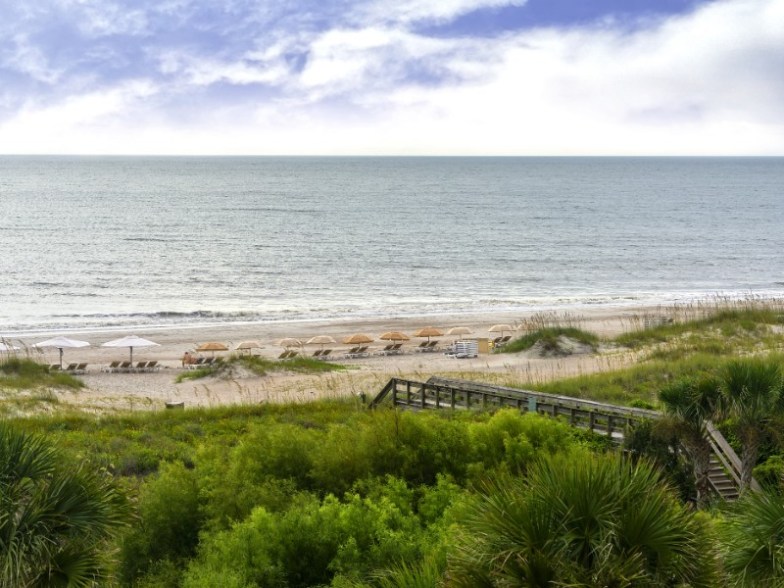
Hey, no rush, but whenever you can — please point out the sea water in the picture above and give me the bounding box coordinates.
[1,156,783,334]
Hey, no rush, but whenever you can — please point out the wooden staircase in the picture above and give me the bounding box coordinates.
[370,376,757,500]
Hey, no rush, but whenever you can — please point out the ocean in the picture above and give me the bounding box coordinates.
[1,156,783,335]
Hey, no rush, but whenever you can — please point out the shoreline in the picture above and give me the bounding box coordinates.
[3,296,780,414]
[3,290,781,339]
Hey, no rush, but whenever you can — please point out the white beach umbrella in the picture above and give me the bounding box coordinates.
[102,335,160,364]
[306,335,337,349]
[488,324,514,334]
[34,336,90,368]
[447,326,473,336]
[235,340,263,354]
[0,342,20,353]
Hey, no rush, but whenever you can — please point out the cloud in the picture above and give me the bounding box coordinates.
[0,0,782,154]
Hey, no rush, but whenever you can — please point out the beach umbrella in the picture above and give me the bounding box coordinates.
[413,326,444,342]
[342,333,374,345]
[488,324,514,334]
[447,326,473,336]
[277,338,303,349]
[195,342,229,357]
[306,335,337,349]
[235,340,263,354]
[0,342,20,353]
[379,331,410,342]
[33,336,90,369]
[102,335,160,364]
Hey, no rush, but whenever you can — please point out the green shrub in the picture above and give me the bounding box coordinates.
[119,461,203,586]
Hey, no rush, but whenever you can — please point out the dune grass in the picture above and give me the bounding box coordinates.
[500,327,600,354]
[175,354,346,382]
[0,357,84,390]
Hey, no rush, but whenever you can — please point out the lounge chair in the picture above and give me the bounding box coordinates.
[103,360,121,373]
[75,362,88,374]
[311,349,324,358]
[118,361,133,372]
[49,364,61,371]
[135,361,148,371]
[145,360,159,372]
[64,363,79,372]
[318,349,333,360]
[344,346,360,357]
[278,350,292,359]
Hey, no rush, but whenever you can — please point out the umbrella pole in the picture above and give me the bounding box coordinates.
[59,348,63,369]
[130,347,134,365]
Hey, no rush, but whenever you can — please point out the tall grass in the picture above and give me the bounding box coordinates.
[176,354,345,382]
[616,299,784,349]
[0,357,83,390]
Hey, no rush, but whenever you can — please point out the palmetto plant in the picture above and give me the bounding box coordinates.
[659,376,721,507]
[0,423,129,587]
[721,490,784,587]
[719,358,784,492]
[449,453,718,587]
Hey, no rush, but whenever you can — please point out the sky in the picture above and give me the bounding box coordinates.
[0,0,782,155]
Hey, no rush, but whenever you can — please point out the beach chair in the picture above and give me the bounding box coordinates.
[75,363,88,374]
[103,360,121,373]
[118,361,132,373]
[415,341,430,352]
[278,350,292,359]
[311,349,324,358]
[49,364,61,371]
[344,346,360,358]
[427,340,439,351]
[391,343,403,354]
[64,363,79,372]
[379,344,394,354]
[319,349,333,360]
[145,360,159,372]
[135,361,148,371]
[357,345,370,357]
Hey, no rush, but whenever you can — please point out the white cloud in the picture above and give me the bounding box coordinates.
[359,0,527,26]
[0,0,783,154]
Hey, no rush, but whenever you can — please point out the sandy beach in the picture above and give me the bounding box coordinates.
[8,305,673,413]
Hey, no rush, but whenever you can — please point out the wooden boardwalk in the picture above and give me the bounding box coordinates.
[370,376,758,499]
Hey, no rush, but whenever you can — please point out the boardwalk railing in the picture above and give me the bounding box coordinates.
[370,376,756,499]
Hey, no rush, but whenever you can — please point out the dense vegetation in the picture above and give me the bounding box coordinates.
[3,303,784,586]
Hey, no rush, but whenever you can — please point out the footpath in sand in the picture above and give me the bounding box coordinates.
[21,306,661,413]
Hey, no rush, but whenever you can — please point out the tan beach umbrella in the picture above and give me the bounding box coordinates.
[413,326,444,342]
[306,335,337,349]
[342,333,374,345]
[447,326,473,336]
[277,337,303,349]
[379,331,410,342]
[488,324,514,334]
[235,340,263,354]
[196,341,229,356]
[33,336,90,369]
[102,335,160,364]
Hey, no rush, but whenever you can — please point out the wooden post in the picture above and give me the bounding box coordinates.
[589,411,596,432]
[450,388,456,410]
